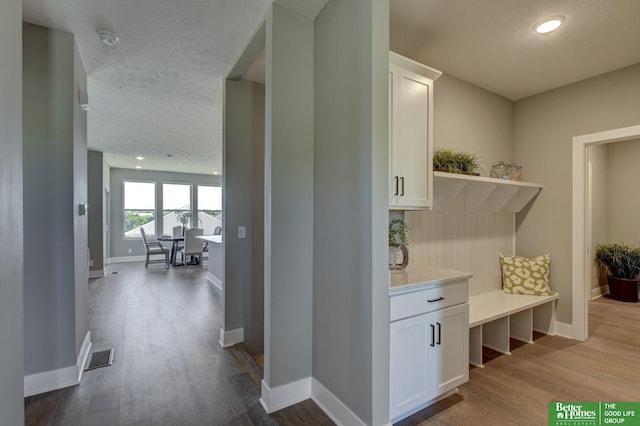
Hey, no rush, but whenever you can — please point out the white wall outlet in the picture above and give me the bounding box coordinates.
[128,248,132,254]
[238,226,246,239]
[89,260,94,267]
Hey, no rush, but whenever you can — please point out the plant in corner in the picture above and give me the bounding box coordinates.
[433,147,481,175]
[594,242,640,303]
[389,218,409,270]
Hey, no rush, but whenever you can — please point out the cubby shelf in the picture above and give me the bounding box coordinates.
[433,171,543,213]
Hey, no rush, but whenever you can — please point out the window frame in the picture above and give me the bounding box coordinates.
[122,180,157,240]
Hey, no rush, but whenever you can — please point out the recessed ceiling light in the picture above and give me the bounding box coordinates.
[534,16,565,34]
[98,30,119,46]
[136,156,144,160]
[135,165,142,169]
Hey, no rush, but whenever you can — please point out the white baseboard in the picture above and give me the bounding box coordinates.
[89,270,105,279]
[207,272,222,291]
[108,255,146,263]
[591,285,609,300]
[218,327,244,348]
[311,378,367,426]
[554,321,573,339]
[260,377,312,414]
[25,331,91,397]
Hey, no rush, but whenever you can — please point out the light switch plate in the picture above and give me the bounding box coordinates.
[238,226,246,239]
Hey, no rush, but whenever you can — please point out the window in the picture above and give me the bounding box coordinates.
[197,185,222,234]
[124,181,156,238]
[163,183,192,235]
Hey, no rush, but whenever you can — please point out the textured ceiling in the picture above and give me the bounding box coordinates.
[21,0,640,174]
[390,0,640,100]
[23,0,272,175]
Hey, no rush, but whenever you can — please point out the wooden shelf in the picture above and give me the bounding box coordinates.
[433,171,543,213]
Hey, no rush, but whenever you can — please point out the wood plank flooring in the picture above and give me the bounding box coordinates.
[24,263,333,426]
[397,296,640,426]
[25,265,640,425]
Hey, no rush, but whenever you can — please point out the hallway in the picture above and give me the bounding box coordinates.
[24,263,332,425]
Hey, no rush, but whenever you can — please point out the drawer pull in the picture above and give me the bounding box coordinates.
[427,297,445,303]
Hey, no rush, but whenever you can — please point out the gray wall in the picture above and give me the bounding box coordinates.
[223,79,265,354]
[73,40,89,354]
[88,151,105,273]
[109,168,220,258]
[606,138,640,242]
[23,23,80,375]
[104,160,111,259]
[513,63,640,324]
[313,0,390,423]
[589,144,608,292]
[263,3,314,387]
[434,73,514,174]
[0,0,24,422]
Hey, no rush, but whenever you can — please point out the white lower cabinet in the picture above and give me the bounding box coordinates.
[389,284,469,422]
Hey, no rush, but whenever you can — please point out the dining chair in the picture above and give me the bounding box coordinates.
[183,227,204,268]
[172,225,185,259]
[140,228,170,268]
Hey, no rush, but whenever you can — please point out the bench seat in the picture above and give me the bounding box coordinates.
[468,290,558,367]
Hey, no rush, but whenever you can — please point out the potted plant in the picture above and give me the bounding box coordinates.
[594,242,640,303]
[175,211,201,233]
[433,148,481,175]
[389,218,409,270]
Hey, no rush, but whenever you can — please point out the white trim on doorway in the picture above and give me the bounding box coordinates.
[218,327,244,348]
[572,125,640,341]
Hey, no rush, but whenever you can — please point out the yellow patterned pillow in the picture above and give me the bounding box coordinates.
[499,253,555,296]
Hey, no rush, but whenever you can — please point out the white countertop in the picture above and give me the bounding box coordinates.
[196,235,223,244]
[389,266,472,295]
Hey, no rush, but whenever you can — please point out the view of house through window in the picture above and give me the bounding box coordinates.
[163,183,192,236]
[198,185,222,234]
[123,181,156,238]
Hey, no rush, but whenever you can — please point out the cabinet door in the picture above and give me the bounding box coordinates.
[389,64,400,206]
[427,304,469,396]
[389,67,433,210]
[389,312,430,421]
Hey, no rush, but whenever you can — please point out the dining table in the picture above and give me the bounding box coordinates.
[157,235,185,266]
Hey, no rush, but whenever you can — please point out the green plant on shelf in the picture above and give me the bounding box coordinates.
[433,147,481,175]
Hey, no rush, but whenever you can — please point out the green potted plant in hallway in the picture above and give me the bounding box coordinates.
[595,242,640,303]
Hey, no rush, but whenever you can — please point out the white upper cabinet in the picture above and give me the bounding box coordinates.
[389,52,441,210]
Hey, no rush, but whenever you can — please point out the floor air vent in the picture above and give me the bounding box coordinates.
[85,348,114,371]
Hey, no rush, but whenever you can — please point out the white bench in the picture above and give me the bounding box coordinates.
[468,290,558,367]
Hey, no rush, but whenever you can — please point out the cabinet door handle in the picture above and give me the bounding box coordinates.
[430,324,435,347]
[427,297,444,303]
[400,177,405,196]
[394,176,399,196]
[436,322,441,345]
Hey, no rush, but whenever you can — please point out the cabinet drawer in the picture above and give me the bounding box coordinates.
[390,281,468,322]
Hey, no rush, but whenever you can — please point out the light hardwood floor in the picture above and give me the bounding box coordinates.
[397,296,640,425]
[25,264,640,425]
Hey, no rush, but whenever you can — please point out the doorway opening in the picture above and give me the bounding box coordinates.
[572,125,640,341]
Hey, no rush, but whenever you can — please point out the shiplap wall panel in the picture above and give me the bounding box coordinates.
[405,188,515,296]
